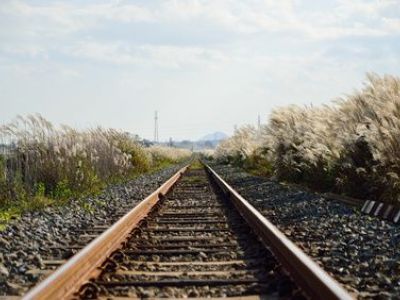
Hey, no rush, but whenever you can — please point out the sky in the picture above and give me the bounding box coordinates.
[0,0,399,141]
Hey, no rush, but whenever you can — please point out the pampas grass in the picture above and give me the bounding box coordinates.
[215,125,272,175]
[215,73,400,203]
[0,115,191,209]
[215,125,261,163]
[147,145,192,167]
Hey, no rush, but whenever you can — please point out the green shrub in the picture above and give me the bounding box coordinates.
[53,180,74,200]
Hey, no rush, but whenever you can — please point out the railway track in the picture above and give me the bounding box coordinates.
[23,163,353,299]
[23,196,164,283]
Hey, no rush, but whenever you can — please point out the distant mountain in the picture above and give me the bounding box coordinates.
[160,132,229,151]
[199,131,228,142]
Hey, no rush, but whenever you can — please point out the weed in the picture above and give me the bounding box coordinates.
[0,115,191,223]
[215,73,400,203]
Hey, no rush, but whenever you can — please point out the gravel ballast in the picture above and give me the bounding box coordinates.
[0,164,185,296]
[90,168,303,299]
[209,163,400,299]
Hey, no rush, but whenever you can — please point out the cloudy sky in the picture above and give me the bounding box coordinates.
[0,0,399,141]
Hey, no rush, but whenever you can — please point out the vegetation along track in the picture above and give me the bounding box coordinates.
[23,163,352,299]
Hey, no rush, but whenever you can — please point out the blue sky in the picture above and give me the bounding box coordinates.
[0,0,399,140]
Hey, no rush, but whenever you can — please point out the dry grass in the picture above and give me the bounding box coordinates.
[0,115,191,212]
[146,146,192,167]
[215,73,400,203]
[215,125,262,163]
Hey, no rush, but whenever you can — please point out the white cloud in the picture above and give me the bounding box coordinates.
[382,17,400,31]
[1,44,47,58]
[0,0,399,140]
[1,0,399,40]
[67,41,229,69]
[0,1,89,35]
[336,0,399,17]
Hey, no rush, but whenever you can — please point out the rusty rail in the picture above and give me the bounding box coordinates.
[23,165,189,300]
[204,163,353,300]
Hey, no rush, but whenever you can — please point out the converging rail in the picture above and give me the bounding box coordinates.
[204,164,353,300]
[23,163,353,300]
[23,165,189,300]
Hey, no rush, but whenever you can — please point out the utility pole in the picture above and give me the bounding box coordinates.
[258,114,261,131]
[154,110,159,143]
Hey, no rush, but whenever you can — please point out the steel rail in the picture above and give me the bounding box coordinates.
[204,163,354,300]
[23,165,189,300]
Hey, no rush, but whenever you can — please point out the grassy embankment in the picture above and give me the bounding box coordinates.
[214,74,400,204]
[0,115,191,228]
